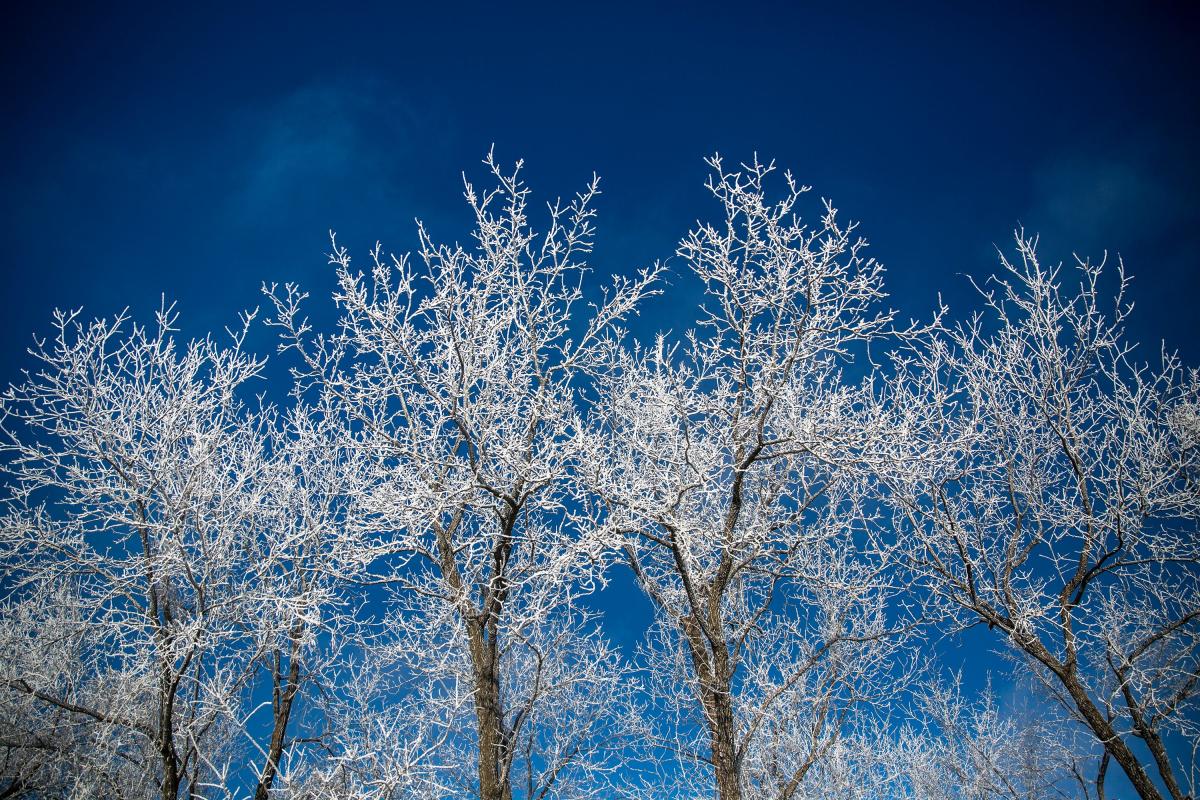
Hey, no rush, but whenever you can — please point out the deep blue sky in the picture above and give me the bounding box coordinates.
[2,1,1198,789]
[3,1,1197,370]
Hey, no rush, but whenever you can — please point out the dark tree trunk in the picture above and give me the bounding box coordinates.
[469,628,513,800]
[681,614,742,800]
[254,627,303,800]
[1015,632,1165,800]
[436,506,516,800]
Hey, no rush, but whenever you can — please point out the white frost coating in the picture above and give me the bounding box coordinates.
[0,156,1195,800]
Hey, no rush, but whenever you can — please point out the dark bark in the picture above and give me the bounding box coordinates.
[158,666,182,800]
[1056,668,1164,800]
[254,626,304,800]
[468,623,513,800]
[681,614,741,800]
[996,622,1166,800]
[435,506,516,800]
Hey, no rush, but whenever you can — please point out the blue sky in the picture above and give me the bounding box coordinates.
[3,1,1197,370]
[2,1,1198,793]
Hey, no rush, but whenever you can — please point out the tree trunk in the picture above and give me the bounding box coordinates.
[469,625,513,800]
[708,687,742,800]
[681,614,742,800]
[160,748,181,800]
[159,666,182,800]
[254,630,303,800]
[1059,673,1166,800]
[435,507,516,800]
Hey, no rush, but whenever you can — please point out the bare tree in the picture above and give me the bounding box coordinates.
[878,233,1200,800]
[0,306,269,798]
[0,308,370,799]
[5,154,1192,800]
[889,674,1095,800]
[266,151,661,800]
[578,155,912,800]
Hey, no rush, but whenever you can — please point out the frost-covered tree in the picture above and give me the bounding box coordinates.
[3,152,1191,800]
[578,156,913,800]
[0,307,268,798]
[0,308,370,799]
[230,400,375,799]
[891,675,1094,800]
[773,675,1093,800]
[878,234,1200,800]
[267,151,661,800]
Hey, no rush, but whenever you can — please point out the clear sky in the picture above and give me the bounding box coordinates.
[2,1,1198,793]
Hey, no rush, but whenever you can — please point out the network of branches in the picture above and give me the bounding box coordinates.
[1,152,1196,800]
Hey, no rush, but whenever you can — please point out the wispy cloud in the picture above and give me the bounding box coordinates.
[226,79,450,226]
[1024,129,1198,256]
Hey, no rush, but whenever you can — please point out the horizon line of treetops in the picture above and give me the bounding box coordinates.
[1,152,1196,800]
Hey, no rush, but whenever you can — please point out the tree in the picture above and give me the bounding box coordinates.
[4,152,1192,800]
[578,156,913,800]
[0,306,269,798]
[878,233,1200,800]
[266,150,661,800]
[0,307,367,799]
[891,674,1095,800]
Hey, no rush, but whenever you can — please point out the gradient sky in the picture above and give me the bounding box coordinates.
[3,1,1198,793]
[4,2,1197,363]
